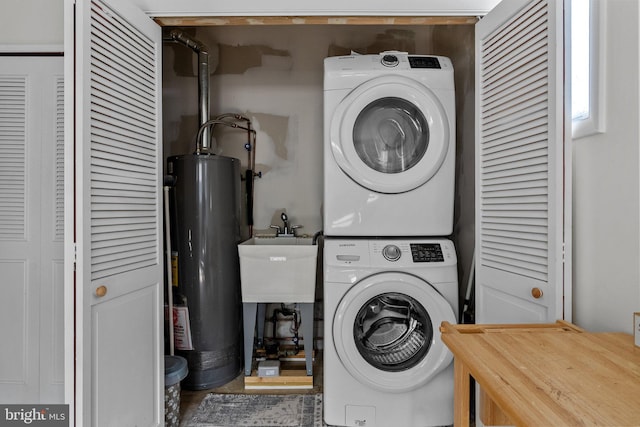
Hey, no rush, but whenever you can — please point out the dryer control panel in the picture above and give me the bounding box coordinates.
[408,56,441,69]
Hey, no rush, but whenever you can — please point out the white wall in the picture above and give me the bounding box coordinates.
[0,0,63,49]
[572,0,640,333]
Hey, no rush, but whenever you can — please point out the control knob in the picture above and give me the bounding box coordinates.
[381,54,399,67]
[382,244,401,261]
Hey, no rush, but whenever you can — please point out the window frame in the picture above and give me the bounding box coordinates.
[572,0,606,139]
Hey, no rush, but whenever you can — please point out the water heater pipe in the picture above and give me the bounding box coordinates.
[194,116,258,235]
[165,29,211,151]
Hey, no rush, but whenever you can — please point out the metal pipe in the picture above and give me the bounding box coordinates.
[165,30,211,151]
[163,186,174,356]
[194,119,255,152]
[194,115,258,235]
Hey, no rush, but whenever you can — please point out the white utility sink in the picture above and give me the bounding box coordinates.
[238,236,318,303]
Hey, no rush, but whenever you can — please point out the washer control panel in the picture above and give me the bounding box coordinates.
[382,244,402,261]
[410,243,444,262]
[324,239,457,282]
[325,239,456,267]
[379,242,446,262]
[371,239,455,266]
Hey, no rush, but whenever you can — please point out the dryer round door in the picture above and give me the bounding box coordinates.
[332,271,456,393]
[330,75,450,194]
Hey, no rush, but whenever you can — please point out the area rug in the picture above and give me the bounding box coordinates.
[185,393,324,427]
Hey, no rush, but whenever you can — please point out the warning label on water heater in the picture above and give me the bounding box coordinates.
[173,306,194,351]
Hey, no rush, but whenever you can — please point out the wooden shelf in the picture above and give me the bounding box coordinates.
[255,347,315,362]
[154,15,478,27]
[244,369,313,390]
[245,349,315,390]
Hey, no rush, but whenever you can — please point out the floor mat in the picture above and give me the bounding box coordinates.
[185,393,324,427]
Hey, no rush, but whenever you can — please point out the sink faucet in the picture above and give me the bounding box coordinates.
[280,212,289,235]
[270,212,301,237]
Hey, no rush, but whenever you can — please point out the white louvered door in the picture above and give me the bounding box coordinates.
[0,57,64,403]
[73,0,163,424]
[475,0,569,323]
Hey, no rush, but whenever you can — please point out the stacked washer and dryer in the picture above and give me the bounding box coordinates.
[323,52,459,427]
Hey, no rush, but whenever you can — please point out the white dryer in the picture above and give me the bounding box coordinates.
[323,238,458,427]
[323,52,456,237]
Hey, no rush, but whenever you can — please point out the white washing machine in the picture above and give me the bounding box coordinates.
[323,52,456,237]
[323,238,458,427]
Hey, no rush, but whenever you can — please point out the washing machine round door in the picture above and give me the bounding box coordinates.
[330,75,450,194]
[333,272,456,392]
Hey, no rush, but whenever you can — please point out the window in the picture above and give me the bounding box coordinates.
[572,0,605,138]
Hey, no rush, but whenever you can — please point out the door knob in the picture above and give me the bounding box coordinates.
[95,285,107,297]
[531,287,543,299]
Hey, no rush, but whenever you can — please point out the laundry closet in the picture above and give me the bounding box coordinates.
[161,22,478,335]
[136,0,568,341]
[66,0,569,424]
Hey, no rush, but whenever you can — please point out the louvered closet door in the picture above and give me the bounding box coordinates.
[0,57,64,404]
[475,0,568,323]
[39,62,66,404]
[73,0,162,424]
